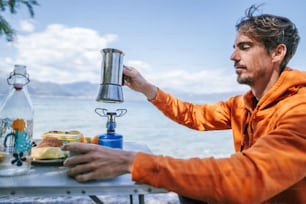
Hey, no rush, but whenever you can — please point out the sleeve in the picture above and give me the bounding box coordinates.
[131,103,306,203]
[149,88,232,131]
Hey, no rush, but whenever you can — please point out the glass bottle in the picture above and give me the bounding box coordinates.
[0,65,34,176]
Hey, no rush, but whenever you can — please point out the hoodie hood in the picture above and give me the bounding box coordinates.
[244,68,306,110]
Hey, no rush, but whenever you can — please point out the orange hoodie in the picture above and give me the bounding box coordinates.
[131,68,306,203]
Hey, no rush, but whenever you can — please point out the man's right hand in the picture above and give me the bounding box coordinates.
[123,66,158,100]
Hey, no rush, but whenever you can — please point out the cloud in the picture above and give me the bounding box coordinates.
[148,68,247,94]
[0,23,247,95]
[125,60,246,94]
[11,24,118,84]
[19,20,35,32]
[126,60,152,74]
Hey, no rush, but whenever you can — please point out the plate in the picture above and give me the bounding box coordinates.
[31,158,65,166]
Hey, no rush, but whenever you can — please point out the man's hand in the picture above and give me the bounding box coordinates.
[123,66,158,100]
[62,143,136,182]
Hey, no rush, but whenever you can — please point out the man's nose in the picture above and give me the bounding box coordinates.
[230,50,240,61]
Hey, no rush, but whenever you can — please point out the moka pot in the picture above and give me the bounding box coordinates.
[96,48,125,103]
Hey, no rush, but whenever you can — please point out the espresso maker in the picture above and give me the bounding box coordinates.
[96,48,125,103]
[95,48,127,149]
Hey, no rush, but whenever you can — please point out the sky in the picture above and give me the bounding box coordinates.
[0,0,306,96]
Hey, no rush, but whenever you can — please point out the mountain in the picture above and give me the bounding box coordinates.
[29,80,98,98]
[0,77,98,98]
[0,77,148,101]
[0,76,243,102]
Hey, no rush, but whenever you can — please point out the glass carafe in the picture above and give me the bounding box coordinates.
[0,65,34,176]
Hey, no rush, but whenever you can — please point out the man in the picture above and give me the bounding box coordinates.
[62,5,306,203]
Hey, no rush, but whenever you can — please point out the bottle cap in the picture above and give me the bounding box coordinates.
[7,65,30,88]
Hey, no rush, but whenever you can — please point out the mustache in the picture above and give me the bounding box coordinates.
[234,62,246,68]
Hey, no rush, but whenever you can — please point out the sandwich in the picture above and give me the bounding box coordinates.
[31,137,68,160]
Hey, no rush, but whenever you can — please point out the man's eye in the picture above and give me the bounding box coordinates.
[241,45,250,50]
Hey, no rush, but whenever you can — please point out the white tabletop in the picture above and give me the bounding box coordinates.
[0,142,167,202]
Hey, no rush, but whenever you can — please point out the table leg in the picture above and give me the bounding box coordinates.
[89,195,104,204]
[138,194,145,204]
[89,194,144,204]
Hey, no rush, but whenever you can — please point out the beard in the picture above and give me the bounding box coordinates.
[236,71,255,86]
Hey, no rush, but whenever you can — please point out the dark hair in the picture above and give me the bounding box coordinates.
[236,4,300,73]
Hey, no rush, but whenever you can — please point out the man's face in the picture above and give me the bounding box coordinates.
[230,32,274,87]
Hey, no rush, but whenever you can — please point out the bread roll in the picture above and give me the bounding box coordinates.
[31,147,68,159]
[31,137,68,159]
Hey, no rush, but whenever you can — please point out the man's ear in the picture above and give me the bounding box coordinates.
[272,44,287,63]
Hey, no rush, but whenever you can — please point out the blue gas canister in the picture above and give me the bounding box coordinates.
[95,108,127,149]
